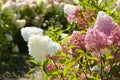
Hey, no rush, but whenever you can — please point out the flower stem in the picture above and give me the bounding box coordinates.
[100,53,103,80]
[51,57,65,80]
[107,49,118,80]
[107,54,116,79]
[77,61,89,79]
[81,68,89,80]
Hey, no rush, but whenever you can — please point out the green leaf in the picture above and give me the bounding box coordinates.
[105,50,111,57]
[61,36,70,45]
[77,49,84,54]
[49,70,59,75]
[80,56,83,63]
[59,58,66,64]
[89,57,99,61]
[58,52,66,56]
[73,77,77,80]
[27,68,36,74]
[43,60,49,73]
[106,55,114,60]
[28,60,38,65]
[63,62,74,76]
[80,30,86,34]
[68,45,76,49]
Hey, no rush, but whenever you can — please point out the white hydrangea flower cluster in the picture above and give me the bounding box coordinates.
[116,0,120,11]
[63,0,77,4]
[1,0,46,12]
[21,27,43,42]
[61,33,68,39]
[63,4,76,15]
[21,27,62,62]
[28,35,62,62]
[16,0,41,5]
[1,0,27,12]
[1,1,26,28]
[1,1,13,12]
[16,20,26,28]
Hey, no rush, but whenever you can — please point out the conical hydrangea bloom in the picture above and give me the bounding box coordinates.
[109,27,120,50]
[94,11,118,36]
[70,31,85,49]
[64,4,76,15]
[21,27,43,42]
[85,11,119,51]
[28,35,62,62]
[67,6,82,24]
[66,6,95,28]
[85,28,112,51]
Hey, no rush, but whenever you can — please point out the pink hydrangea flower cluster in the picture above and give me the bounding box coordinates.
[46,64,56,72]
[86,11,120,59]
[109,27,120,49]
[94,11,118,36]
[70,11,120,54]
[85,28,111,51]
[85,11,120,51]
[66,6,95,29]
[70,31,85,49]
[67,6,82,24]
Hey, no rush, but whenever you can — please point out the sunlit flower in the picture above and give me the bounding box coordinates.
[28,35,62,62]
[109,27,120,49]
[47,42,62,55]
[32,15,44,27]
[12,2,22,11]
[74,0,79,4]
[46,64,56,71]
[92,49,109,58]
[16,19,26,28]
[60,64,66,69]
[1,1,13,12]
[53,1,61,10]
[104,66,110,72]
[116,0,120,11]
[66,6,91,28]
[64,4,76,15]
[13,13,21,20]
[66,6,81,23]
[21,27,43,42]
[94,11,118,36]
[62,45,68,54]
[70,31,85,49]
[17,0,41,5]
[80,74,90,80]
[85,28,112,51]
[59,2,65,12]
[1,1,24,12]
[63,0,77,4]
[61,33,68,39]
[51,55,62,63]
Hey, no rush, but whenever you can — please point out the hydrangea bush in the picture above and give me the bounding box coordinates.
[21,10,120,79]
[1,0,120,79]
